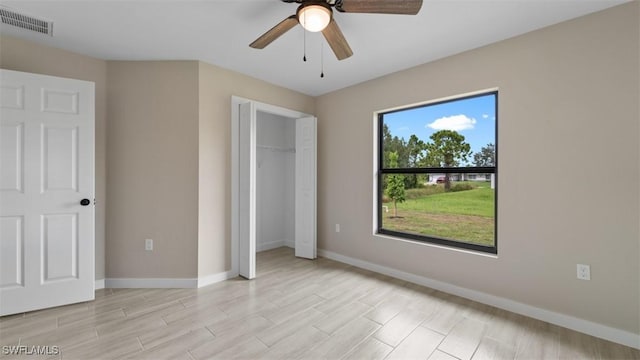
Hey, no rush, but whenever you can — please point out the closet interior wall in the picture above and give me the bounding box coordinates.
[256,111,296,252]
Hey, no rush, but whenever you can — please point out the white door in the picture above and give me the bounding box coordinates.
[294,117,317,259]
[238,102,256,279]
[0,69,95,315]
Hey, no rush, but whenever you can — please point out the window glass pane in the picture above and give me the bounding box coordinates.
[381,173,495,247]
[381,93,496,169]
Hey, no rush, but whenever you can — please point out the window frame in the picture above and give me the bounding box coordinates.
[376,91,498,254]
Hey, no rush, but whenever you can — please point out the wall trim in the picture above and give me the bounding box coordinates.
[318,249,640,350]
[257,240,286,253]
[197,271,237,288]
[95,279,105,290]
[105,278,198,289]
[104,271,239,289]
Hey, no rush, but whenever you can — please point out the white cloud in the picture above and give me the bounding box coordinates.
[427,114,476,131]
[482,114,489,119]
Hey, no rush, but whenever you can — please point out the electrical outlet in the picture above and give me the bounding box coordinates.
[145,238,153,251]
[335,224,340,233]
[577,264,590,280]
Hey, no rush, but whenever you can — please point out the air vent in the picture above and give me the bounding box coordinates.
[0,6,53,36]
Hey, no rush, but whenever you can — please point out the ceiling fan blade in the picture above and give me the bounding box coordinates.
[336,0,423,15]
[250,15,298,49]
[322,19,353,60]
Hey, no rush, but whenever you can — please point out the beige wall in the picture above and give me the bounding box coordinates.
[315,2,639,335]
[106,60,314,279]
[0,35,108,281]
[197,61,315,277]
[106,61,200,278]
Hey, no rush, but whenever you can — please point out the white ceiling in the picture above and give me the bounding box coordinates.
[0,0,629,96]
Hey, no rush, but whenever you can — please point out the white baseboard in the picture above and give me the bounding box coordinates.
[318,249,640,350]
[105,278,198,289]
[257,239,295,252]
[257,240,286,252]
[197,270,237,288]
[103,271,238,289]
[95,279,105,290]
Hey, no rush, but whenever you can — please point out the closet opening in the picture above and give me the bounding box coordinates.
[231,97,317,280]
[256,112,296,253]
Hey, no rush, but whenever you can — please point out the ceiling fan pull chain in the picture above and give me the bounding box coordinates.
[303,11,307,62]
[320,40,325,78]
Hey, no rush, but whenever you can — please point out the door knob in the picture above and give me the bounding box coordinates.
[80,199,91,206]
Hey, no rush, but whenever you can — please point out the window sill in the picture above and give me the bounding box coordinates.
[372,232,499,259]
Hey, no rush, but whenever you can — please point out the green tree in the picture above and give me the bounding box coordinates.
[382,124,408,168]
[383,125,427,189]
[473,143,495,167]
[404,134,427,188]
[426,130,472,191]
[385,151,405,218]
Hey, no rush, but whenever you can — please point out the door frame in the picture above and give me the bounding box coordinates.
[230,96,314,278]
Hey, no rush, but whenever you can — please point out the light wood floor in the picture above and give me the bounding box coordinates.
[1,247,638,360]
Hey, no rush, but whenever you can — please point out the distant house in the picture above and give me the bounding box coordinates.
[427,173,495,189]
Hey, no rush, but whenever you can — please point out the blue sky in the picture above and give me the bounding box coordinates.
[384,93,496,163]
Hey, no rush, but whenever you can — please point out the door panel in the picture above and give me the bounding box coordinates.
[238,102,256,279]
[0,84,24,109]
[295,117,317,259]
[0,123,23,192]
[41,89,79,114]
[42,213,78,282]
[0,216,23,288]
[42,126,79,192]
[0,69,94,315]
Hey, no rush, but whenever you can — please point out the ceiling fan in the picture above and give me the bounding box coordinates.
[249,0,423,61]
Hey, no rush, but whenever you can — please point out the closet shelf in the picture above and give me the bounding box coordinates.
[257,145,296,153]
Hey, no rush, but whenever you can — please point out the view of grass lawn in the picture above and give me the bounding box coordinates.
[382,182,495,246]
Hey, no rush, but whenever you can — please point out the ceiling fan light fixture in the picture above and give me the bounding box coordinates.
[297,3,331,32]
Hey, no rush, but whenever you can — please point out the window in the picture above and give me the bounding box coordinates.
[377,91,497,253]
